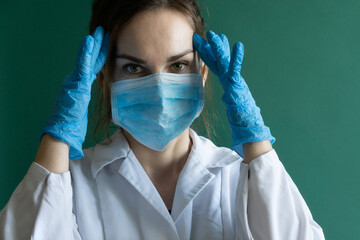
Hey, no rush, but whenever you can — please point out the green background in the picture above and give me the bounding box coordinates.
[1,0,359,238]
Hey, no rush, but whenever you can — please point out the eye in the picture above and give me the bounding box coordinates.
[125,64,142,73]
[171,62,188,72]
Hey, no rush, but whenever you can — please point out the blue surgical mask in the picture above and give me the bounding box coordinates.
[110,72,204,151]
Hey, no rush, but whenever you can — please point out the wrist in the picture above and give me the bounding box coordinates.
[242,140,273,164]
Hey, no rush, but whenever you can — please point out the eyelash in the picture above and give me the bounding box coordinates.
[123,64,142,73]
[122,62,189,74]
[171,62,188,72]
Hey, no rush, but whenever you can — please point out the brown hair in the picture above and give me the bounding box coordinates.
[88,0,216,144]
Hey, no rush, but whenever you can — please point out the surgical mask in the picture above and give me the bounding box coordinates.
[110,71,204,151]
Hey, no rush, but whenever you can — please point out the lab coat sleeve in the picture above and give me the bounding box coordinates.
[0,161,82,240]
[236,149,325,240]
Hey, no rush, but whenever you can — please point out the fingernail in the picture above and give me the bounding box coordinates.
[208,30,216,36]
[93,26,104,37]
[207,30,216,40]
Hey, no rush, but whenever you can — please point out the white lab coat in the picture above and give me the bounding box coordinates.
[0,129,325,240]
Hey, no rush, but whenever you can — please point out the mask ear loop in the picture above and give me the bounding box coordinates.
[194,50,205,118]
[199,58,203,75]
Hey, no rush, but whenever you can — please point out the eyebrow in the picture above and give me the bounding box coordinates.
[167,49,194,62]
[116,49,194,64]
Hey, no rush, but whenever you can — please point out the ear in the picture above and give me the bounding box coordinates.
[201,63,209,87]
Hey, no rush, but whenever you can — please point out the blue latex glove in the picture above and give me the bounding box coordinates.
[41,26,110,159]
[193,30,275,157]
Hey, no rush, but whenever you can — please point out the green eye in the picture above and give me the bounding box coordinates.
[173,63,183,70]
[172,62,186,71]
[126,64,142,73]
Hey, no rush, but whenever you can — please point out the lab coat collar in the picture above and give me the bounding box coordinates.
[85,128,241,227]
[114,128,240,224]
[188,128,241,169]
[87,128,241,179]
[168,128,241,222]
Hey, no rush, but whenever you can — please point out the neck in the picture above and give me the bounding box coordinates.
[122,128,192,180]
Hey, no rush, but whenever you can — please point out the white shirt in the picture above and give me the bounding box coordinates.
[0,129,325,239]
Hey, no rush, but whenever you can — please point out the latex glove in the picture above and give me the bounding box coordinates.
[41,26,110,159]
[193,30,275,157]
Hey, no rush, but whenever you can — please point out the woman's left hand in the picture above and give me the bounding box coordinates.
[193,30,275,158]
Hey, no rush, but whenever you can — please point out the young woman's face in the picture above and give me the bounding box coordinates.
[113,8,200,81]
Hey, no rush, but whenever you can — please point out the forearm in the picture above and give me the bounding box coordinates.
[241,149,325,239]
[1,156,77,239]
[34,134,70,173]
[242,140,273,164]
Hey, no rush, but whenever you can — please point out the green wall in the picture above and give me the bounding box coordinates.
[1,0,359,238]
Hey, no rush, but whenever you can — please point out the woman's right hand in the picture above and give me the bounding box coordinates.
[41,26,110,160]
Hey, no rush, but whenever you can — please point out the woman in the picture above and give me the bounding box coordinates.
[0,0,325,239]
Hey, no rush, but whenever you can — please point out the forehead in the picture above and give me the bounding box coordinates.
[116,8,195,59]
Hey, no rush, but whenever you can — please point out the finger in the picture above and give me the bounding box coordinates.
[76,35,94,77]
[219,34,230,69]
[228,42,245,82]
[193,33,219,75]
[206,30,230,74]
[90,26,104,69]
[76,36,88,65]
[94,32,110,74]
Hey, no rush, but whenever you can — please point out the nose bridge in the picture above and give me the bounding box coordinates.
[153,65,164,73]
[146,44,166,73]
[146,56,166,73]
